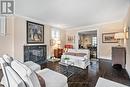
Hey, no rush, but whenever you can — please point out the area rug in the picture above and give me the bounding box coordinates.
[96,77,128,87]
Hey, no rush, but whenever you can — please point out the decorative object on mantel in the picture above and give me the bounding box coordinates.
[27,21,44,44]
[102,32,118,43]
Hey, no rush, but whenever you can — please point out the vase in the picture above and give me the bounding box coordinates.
[65,60,68,64]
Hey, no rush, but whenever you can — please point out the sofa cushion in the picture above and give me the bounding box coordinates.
[64,52,76,56]
[3,54,13,65]
[64,52,87,57]
[5,66,26,87]
[75,53,87,57]
[37,68,67,87]
[11,60,40,87]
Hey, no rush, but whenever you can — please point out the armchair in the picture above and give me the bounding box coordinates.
[3,54,41,71]
[0,57,68,87]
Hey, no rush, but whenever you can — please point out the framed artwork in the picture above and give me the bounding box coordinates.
[67,35,75,43]
[27,21,44,44]
[102,33,118,43]
[50,39,56,46]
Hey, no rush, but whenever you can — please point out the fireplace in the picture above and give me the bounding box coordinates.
[24,45,47,64]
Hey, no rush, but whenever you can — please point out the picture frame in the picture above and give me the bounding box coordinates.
[102,32,118,43]
[27,21,44,44]
[67,35,75,43]
[50,39,56,46]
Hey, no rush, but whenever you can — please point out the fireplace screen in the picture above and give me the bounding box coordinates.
[24,45,47,64]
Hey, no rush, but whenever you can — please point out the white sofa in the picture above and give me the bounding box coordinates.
[60,49,90,69]
[0,57,68,87]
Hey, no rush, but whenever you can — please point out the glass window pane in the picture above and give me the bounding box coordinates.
[51,29,60,40]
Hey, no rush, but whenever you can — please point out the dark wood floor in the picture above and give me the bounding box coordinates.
[41,59,130,87]
[0,59,130,87]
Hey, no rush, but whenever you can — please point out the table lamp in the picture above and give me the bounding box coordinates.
[114,32,125,46]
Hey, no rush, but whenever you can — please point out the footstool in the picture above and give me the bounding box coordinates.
[24,61,41,71]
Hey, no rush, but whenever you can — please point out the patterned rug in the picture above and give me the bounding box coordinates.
[56,64,84,78]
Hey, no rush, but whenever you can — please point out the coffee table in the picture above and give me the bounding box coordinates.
[59,60,74,78]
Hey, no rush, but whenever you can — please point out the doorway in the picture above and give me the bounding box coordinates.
[78,30,97,60]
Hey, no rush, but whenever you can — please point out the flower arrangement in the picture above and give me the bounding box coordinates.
[64,57,70,60]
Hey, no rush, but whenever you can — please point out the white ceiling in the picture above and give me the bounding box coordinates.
[79,30,97,35]
[15,0,130,29]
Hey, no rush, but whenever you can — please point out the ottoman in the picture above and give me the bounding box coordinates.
[24,61,41,71]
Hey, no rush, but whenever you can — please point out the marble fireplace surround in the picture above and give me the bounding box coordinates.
[24,45,47,64]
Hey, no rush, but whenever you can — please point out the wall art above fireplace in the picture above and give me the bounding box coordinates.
[27,21,44,44]
[24,45,47,64]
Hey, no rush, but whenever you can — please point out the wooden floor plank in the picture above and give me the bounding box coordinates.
[0,59,130,87]
[41,59,130,87]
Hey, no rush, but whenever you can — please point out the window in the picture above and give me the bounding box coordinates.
[92,37,97,47]
[51,28,60,40]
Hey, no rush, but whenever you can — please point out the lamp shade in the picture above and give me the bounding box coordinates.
[115,32,125,39]
[56,40,61,44]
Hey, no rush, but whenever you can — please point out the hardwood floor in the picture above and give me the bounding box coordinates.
[0,59,130,87]
[41,59,130,87]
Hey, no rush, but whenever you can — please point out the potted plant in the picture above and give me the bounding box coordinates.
[64,57,70,64]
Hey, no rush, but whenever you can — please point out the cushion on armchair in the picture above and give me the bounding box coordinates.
[3,54,13,65]
[11,60,41,87]
[3,54,41,71]
[5,66,26,87]
[24,61,41,71]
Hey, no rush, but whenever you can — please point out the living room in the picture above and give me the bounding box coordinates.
[0,0,130,87]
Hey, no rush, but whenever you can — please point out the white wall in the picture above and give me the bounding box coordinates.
[0,16,52,62]
[0,15,66,63]
[126,27,130,76]
[0,16,14,57]
[13,16,52,61]
[98,22,124,59]
[60,29,66,48]
[66,21,124,60]
[125,5,130,76]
